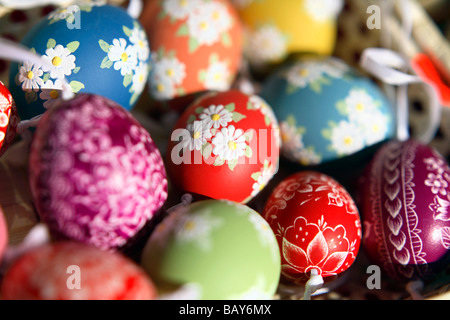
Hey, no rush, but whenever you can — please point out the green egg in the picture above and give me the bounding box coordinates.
[141,199,281,300]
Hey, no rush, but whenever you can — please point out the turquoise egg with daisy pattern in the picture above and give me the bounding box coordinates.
[260,56,395,166]
[8,2,151,122]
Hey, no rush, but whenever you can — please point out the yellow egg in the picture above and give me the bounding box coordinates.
[235,0,343,69]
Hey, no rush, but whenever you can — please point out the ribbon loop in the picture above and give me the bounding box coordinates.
[360,47,441,144]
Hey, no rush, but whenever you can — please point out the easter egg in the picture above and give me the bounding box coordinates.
[8,2,151,123]
[141,199,281,299]
[263,171,362,285]
[1,241,157,300]
[234,0,343,71]
[165,89,280,203]
[260,55,395,167]
[358,139,450,281]
[0,206,7,264]
[0,81,18,157]
[28,93,168,252]
[140,0,243,105]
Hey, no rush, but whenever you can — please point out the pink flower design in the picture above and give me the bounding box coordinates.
[280,215,354,283]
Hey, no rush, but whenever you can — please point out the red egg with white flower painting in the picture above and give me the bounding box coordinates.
[166,89,280,203]
[263,171,362,285]
[0,81,18,157]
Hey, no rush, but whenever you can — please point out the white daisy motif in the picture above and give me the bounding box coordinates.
[41,44,76,80]
[150,74,176,100]
[304,0,343,22]
[187,7,221,46]
[330,121,365,156]
[129,27,150,61]
[153,56,186,86]
[162,0,202,20]
[199,105,233,129]
[39,79,63,109]
[108,38,138,76]
[358,111,388,145]
[183,121,212,151]
[251,161,274,197]
[245,25,287,66]
[345,89,379,123]
[131,62,149,94]
[203,60,230,91]
[18,61,44,91]
[212,125,247,161]
[280,121,304,156]
[285,61,325,89]
[205,1,232,33]
[294,148,322,166]
[175,210,223,251]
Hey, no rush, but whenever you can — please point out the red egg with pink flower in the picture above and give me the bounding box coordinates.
[263,170,362,295]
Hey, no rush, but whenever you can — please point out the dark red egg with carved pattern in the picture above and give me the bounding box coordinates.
[358,139,450,281]
[263,171,362,285]
[0,81,18,157]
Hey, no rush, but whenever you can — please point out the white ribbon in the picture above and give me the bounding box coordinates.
[360,47,441,144]
[127,0,143,19]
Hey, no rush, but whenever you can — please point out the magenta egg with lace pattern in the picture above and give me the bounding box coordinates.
[358,139,450,281]
[28,93,168,252]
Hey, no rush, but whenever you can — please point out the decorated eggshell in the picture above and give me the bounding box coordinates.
[1,242,157,300]
[141,199,281,299]
[8,3,150,123]
[358,139,450,281]
[0,81,19,157]
[263,171,362,285]
[0,206,7,264]
[28,93,168,252]
[140,0,243,104]
[165,89,280,203]
[260,55,395,167]
[233,0,343,70]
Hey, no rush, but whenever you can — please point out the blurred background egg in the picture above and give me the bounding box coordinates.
[8,2,151,123]
[0,205,7,265]
[141,199,281,299]
[165,89,280,204]
[260,55,395,168]
[358,139,450,281]
[263,171,362,286]
[1,241,157,300]
[139,0,243,111]
[0,81,18,157]
[28,93,168,252]
[233,0,343,73]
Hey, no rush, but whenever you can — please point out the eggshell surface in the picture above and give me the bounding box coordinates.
[165,89,280,203]
[260,56,395,166]
[9,3,151,122]
[141,199,281,300]
[0,81,18,157]
[263,171,362,284]
[1,242,157,300]
[0,206,7,264]
[140,0,243,102]
[358,139,450,281]
[234,0,343,70]
[28,93,168,251]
